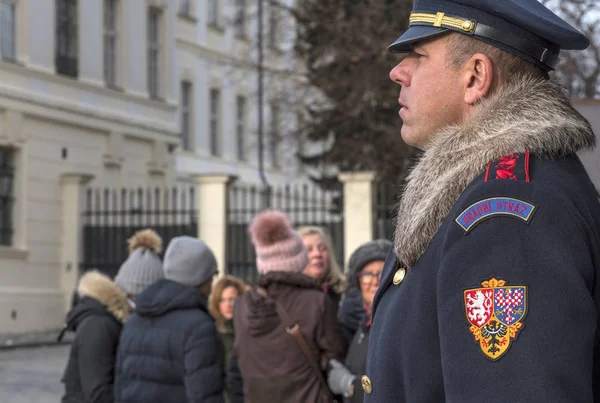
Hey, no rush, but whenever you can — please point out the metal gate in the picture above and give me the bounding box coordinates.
[80,186,197,278]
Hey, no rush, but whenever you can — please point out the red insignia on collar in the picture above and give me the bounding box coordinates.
[485,150,531,183]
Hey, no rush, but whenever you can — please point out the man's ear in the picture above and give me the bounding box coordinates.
[462,53,494,104]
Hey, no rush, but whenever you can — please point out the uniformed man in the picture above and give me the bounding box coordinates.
[363,0,600,402]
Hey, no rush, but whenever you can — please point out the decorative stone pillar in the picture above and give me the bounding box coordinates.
[338,172,376,268]
[193,174,236,276]
[60,173,94,313]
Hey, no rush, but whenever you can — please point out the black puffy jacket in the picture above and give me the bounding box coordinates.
[61,271,131,403]
[114,279,225,403]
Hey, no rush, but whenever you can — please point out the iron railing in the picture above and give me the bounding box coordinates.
[81,186,197,278]
[372,183,400,242]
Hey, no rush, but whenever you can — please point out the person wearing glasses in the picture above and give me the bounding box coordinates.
[328,239,392,403]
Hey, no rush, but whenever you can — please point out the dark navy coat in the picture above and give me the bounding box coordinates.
[114,279,225,403]
[364,153,600,402]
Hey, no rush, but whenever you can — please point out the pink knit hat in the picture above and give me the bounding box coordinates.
[248,209,308,274]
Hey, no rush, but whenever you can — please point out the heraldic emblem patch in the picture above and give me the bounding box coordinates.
[464,277,527,361]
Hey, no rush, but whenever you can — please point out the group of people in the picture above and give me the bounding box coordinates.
[59,0,600,401]
[60,209,388,403]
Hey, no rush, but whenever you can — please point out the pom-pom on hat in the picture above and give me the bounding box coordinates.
[248,209,308,275]
[115,229,164,295]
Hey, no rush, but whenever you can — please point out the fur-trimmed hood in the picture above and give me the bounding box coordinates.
[394,77,596,269]
[74,271,132,323]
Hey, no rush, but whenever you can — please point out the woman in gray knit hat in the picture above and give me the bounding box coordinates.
[114,229,164,304]
[329,239,392,403]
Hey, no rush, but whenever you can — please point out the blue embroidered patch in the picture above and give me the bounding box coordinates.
[456,197,536,232]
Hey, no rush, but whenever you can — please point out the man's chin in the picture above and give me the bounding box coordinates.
[401,129,426,150]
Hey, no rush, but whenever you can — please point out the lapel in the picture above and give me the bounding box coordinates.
[372,250,400,316]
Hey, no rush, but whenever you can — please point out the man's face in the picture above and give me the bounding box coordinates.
[390,36,467,149]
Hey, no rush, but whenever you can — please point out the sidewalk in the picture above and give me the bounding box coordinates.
[0,330,74,350]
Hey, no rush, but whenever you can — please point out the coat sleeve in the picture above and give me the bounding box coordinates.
[337,288,366,343]
[183,319,225,403]
[316,294,348,367]
[227,349,244,403]
[77,316,120,403]
[437,189,597,402]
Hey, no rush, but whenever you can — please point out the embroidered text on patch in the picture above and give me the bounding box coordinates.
[455,197,536,232]
[464,277,527,361]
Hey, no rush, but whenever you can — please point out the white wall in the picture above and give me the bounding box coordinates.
[0,0,181,333]
[175,0,310,186]
[573,100,600,192]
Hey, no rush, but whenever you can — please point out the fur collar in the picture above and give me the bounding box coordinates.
[77,271,132,323]
[394,77,596,269]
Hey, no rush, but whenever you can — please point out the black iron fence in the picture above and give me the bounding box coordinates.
[81,186,197,278]
[226,182,344,285]
[372,183,401,242]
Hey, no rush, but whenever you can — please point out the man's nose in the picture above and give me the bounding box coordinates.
[389,61,411,86]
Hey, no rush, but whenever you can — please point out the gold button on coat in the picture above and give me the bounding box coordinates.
[393,267,406,285]
[361,375,372,394]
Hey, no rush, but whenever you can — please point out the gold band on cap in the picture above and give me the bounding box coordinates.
[410,12,476,33]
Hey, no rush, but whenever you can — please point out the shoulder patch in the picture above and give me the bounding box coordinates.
[455,197,536,232]
[464,277,527,361]
[485,151,531,182]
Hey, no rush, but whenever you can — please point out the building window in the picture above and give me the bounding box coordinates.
[103,0,119,87]
[147,7,162,99]
[270,103,280,168]
[268,3,278,48]
[236,96,246,161]
[210,89,221,157]
[181,82,192,151]
[179,0,191,16]
[0,147,14,246]
[234,0,246,39]
[0,1,15,61]
[56,0,78,77]
[207,0,219,27]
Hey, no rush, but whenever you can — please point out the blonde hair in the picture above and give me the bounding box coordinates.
[297,226,348,295]
[209,275,248,332]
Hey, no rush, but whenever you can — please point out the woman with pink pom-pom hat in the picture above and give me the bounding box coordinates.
[228,209,347,403]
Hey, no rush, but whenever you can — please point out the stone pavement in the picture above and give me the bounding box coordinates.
[0,344,69,403]
[0,330,73,349]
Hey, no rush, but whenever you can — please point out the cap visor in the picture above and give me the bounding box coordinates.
[388,25,449,53]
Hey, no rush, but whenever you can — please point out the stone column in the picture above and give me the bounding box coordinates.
[338,172,376,268]
[193,174,236,276]
[60,173,94,314]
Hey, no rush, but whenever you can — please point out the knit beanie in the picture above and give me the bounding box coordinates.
[163,236,218,287]
[248,209,308,274]
[348,239,393,288]
[115,229,164,295]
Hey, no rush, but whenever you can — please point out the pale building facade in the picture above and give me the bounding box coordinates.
[175,0,307,186]
[0,0,310,335]
[0,0,181,334]
[573,100,600,193]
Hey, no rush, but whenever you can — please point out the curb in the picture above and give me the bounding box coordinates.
[0,331,74,351]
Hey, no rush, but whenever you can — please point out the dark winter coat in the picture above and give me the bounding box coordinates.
[114,278,224,403]
[364,78,600,402]
[218,320,235,382]
[337,288,366,343]
[344,323,370,403]
[61,271,131,403]
[228,271,347,403]
[324,281,344,312]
